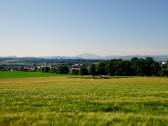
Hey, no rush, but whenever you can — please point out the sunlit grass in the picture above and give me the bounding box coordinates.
[0,76,168,126]
[0,71,68,79]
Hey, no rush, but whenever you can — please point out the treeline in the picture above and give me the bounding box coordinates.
[41,57,168,76]
[41,64,69,74]
[0,58,104,65]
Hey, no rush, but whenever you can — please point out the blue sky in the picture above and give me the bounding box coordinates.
[0,0,168,56]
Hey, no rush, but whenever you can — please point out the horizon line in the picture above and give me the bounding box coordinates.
[0,54,168,58]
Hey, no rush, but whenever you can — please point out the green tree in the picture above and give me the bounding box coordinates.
[88,64,96,76]
[161,69,168,76]
[42,67,50,73]
[49,67,57,73]
[79,66,89,75]
[96,62,106,75]
[57,65,69,74]
[161,60,168,76]
[70,69,79,75]
[131,58,145,76]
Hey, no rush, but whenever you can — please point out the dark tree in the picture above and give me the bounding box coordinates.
[122,60,133,76]
[57,65,69,74]
[161,60,168,76]
[96,62,106,75]
[105,59,126,76]
[49,67,57,73]
[88,64,96,76]
[151,62,161,76]
[70,69,79,75]
[39,57,163,76]
[42,67,50,73]
[79,66,89,75]
[161,69,168,76]
[131,58,145,76]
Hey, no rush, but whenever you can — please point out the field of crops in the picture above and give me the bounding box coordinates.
[0,74,168,126]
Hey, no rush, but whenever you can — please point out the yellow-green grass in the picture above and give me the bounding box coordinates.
[0,77,168,126]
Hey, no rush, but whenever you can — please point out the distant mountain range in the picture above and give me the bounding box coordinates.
[0,53,168,61]
[40,53,168,61]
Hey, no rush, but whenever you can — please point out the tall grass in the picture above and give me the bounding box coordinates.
[0,77,168,126]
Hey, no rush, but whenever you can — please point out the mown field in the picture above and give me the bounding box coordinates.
[0,73,168,126]
[0,71,68,79]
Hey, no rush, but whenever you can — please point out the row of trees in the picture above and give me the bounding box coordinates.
[161,60,168,76]
[42,57,168,76]
[41,64,69,74]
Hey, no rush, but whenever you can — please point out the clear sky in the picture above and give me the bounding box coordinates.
[0,0,168,57]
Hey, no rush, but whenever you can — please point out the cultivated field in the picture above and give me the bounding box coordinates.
[0,74,168,126]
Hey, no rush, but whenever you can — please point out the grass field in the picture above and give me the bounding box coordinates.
[0,73,168,126]
[0,71,68,79]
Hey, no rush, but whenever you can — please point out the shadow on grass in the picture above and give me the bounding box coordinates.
[68,75,135,79]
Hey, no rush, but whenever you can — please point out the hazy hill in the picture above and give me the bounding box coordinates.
[0,53,167,65]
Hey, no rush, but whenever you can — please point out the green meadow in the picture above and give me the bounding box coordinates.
[0,72,168,126]
[0,71,68,79]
